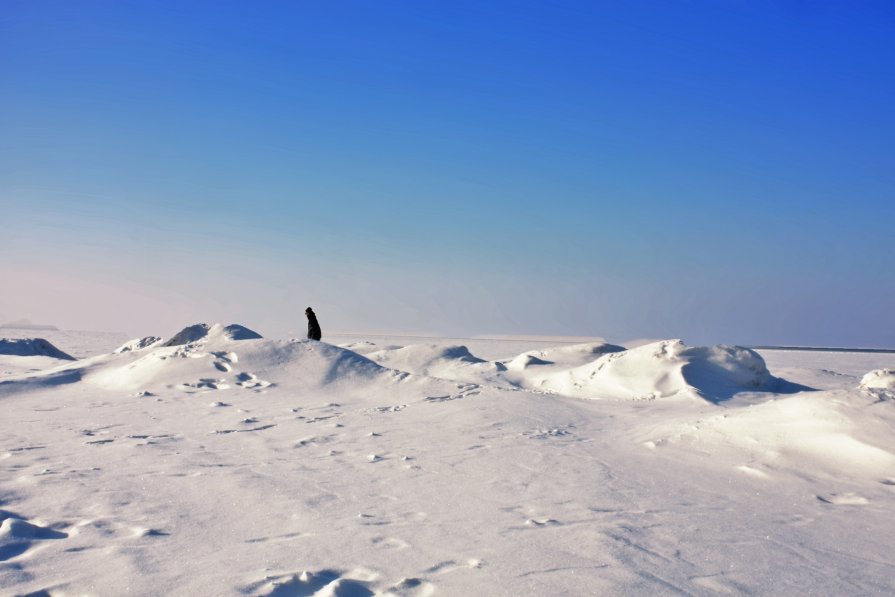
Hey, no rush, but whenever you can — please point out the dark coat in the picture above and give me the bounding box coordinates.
[306,309,322,341]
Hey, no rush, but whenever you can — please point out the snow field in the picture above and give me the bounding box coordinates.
[1,325,894,595]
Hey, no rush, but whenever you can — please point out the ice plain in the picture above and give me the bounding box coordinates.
[1,325,894,596]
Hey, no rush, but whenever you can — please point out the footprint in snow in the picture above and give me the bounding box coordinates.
[523,426,574,440]
[235,372,272,390]
[367,404,407,413]
[525,518,560,527]
[424,385,481,403]
[212,424,276,435]
[371,536,410,550]
[182,378,229,391]
[294,435,338,448]
[426,559,484,574]
[389,577,437,597]
[211,351,238,363]
[132,527,169,538]
[816,493,868,505]
[245,531,304,544]
[301,415,338,424]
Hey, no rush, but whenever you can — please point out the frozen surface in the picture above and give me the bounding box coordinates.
[1,327,894,595]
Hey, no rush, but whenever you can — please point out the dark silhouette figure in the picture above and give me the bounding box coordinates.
[306,307,322,341]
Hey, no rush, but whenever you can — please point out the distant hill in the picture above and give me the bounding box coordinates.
[0,338,75,360]
[0,318,59,331]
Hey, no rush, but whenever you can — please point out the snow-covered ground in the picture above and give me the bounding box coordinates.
[1,326,894,596]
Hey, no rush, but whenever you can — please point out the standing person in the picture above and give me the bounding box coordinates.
[306,307,322,341]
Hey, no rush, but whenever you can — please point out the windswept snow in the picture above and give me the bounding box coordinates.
[1,326,894,595]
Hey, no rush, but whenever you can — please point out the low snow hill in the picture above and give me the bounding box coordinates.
[1,324,894,595]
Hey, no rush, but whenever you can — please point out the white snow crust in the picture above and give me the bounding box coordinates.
[1,325,894,595]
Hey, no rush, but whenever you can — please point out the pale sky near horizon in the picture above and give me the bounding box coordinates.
[2,1,894,347]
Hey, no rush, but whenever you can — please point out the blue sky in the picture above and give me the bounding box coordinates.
[2,1,893,346]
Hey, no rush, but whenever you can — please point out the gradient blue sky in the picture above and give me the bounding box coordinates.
[2,1,893,346]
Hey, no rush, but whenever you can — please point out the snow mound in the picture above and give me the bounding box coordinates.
[215,323,263,341]
[161,323,262,347]
[114,336,163,353]
[82,328,394,393]
[0,338,75,360]
[859,369,895,398]
[536,340,781,402]
[506,353,553,370]
[366,344,508,385]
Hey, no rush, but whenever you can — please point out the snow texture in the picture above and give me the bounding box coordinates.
[1,325,894,596]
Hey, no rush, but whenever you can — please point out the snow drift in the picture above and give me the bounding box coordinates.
[0,338,75,360]
[365,344,508,385]
[514,340,786,402]
[358,339,797,402]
